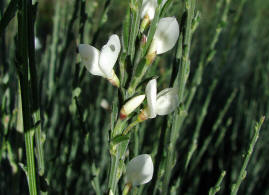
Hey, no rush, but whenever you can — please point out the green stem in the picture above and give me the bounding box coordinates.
[16,0,37,194]
[122,183,132,195]
[27,0,46,181]
[18,79,37,195]
[108,119,127,193]
[231,116,265,195]
[185,80,217,171]
[108,151,120,193]
[209,171,226,195]
[190,89,237,173]
[161,1,196,194]
[48,1,60,99]
[123,120,140,135]
[128,0,142,63]
[127,58,149,96]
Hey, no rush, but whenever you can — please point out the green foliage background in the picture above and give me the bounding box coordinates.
[0,0,269,194]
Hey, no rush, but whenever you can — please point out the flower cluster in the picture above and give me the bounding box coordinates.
[78,0,180,190]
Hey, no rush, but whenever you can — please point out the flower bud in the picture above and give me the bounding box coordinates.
[126,154,154,186]
[120,95,145,120]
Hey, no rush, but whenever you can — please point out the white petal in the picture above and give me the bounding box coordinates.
[156,88,179,115]
[141,0,158,20]
[126,154,154,186]
[153,17,179,54]
[78,44,105,77]
[146,79,157,118]
[99,34,121,79]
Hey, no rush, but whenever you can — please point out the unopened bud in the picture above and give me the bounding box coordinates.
[120,95,145,120]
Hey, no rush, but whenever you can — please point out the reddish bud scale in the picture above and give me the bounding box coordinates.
[120,108,127,120]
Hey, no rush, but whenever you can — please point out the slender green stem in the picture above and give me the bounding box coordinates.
[16,0,37,194]
[108,119,127,193]
[128,0,142,63]
[27,0,46,182]
[123,120,140,135]
[161,1,196,194]
[209,171,226,195]
[231,116,265,195]
[185,80,217,170]
[48,1,60,99]
[190,89,237,172]
[122,183,132,195]
[127,58,150,96]
[108,151,120,193]
[18,78,37,195]
[0,0,18,36]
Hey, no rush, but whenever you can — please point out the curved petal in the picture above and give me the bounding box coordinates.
[78,44,105,77]
[145,79,157,118]
[126,154,154,186]
[156,88,179,115]
[153,17,179,54]
[141,0,158,20]
[99,34,121,79]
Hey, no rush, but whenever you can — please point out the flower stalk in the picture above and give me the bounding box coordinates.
[122,183,132,195]
[16,0,38,194]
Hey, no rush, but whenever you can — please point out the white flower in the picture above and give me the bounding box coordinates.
[145,79,178,118]
[120,95,145,119]
[126,154,154,186]
[148,17,179,55]
[141,0,168,20]
[141,0,158,20]
[78,34,121,87]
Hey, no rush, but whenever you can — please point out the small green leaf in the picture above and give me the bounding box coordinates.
[110,135,130,146]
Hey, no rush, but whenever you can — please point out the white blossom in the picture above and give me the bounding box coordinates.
[145,78,178,118]
[148,17,179,55]
[141,0,158,20]
[141,0,168,20]
[126,154,154,186]
[78,34,121,86]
